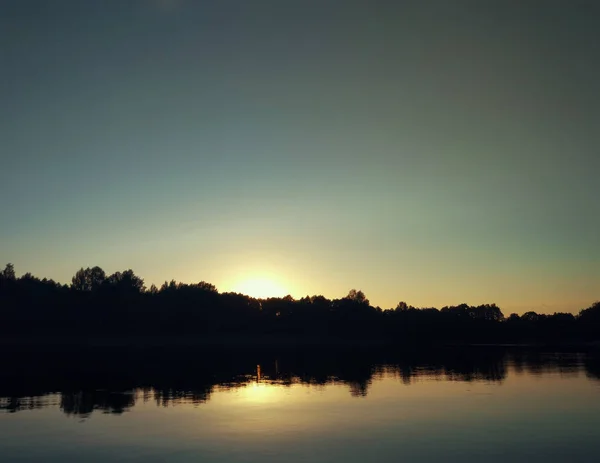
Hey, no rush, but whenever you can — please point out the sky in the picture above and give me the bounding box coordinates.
[1,0,598,313]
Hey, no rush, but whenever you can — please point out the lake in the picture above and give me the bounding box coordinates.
[1,347,599,462]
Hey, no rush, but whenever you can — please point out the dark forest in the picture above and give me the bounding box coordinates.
[1,263,598,346]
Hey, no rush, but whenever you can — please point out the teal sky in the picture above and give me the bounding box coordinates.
[1,0,598,313]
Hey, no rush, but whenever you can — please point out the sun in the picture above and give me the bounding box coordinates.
[233,277,288,299]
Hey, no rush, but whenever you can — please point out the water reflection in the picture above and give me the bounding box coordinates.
[60,390,136,417]
[1,347,598,417]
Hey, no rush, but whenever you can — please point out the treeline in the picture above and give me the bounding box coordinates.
[0,263,598,344]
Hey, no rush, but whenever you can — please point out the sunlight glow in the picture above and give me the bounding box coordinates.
[233,277,288,299]
[239,382,279,403]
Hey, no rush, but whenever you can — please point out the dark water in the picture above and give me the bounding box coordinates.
[1,348,600,462]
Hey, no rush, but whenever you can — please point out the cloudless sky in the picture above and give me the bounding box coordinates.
[1,0,598,313]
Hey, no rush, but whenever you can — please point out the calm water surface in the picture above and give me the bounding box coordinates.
[1,348,600,462]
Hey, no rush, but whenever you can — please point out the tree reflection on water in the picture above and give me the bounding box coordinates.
[0,347,597,416]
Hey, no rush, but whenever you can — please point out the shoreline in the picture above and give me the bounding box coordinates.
[1,335,598,351]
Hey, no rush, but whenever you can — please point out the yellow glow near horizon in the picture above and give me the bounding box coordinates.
[239,382,279,403]
[232,276,289,299]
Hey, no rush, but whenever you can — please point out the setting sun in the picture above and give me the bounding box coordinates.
[232,277,289,299]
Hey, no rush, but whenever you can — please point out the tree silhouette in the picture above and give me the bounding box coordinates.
[105,269,145,293]
[71,266,106,292]
[0,263,16,281]
[0,262,597,345]
[346,289,369,305]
